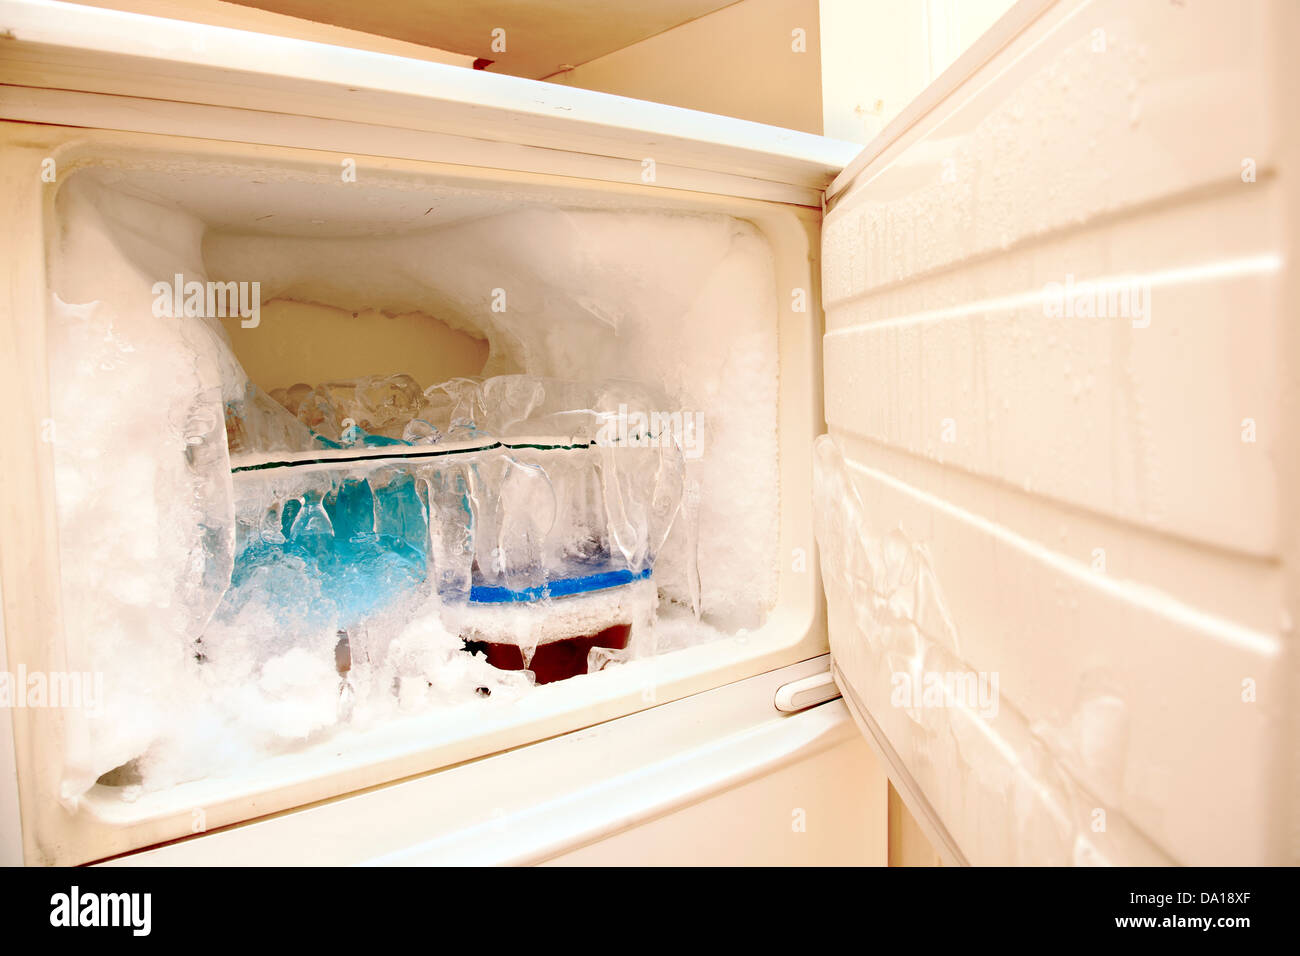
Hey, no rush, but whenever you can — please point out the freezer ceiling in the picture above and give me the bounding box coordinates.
[73,163,608,238]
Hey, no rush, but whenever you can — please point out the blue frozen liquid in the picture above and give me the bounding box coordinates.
[225,476,429,632]
[373,472,428,560]
[326,478,375,543]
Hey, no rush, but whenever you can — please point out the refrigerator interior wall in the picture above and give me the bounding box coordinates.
[818,0,1299,865]
[0,128,827,865]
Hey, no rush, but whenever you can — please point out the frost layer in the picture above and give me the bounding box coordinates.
[45,169,781,799]
[813,433,1171,866]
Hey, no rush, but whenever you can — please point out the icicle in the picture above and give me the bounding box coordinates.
[335,628,355,722]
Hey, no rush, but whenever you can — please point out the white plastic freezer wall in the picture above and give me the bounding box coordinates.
[0,0,859,865]
[819,0,1299,865]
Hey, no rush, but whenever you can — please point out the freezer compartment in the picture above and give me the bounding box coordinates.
[51,156,767,792]
[2,130,825,864]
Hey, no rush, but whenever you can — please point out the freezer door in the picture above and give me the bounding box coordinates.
[818,0,1298,865]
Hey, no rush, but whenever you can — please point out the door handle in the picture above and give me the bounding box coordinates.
[774,669,840,713]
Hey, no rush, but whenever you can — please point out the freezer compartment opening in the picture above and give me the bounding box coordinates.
[43,151,794,824]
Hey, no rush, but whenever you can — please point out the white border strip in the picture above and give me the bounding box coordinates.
[0,0,859,192]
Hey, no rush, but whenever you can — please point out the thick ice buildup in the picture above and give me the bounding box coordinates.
[229,373,692,594]
[46,167,781,799]
[206,207,779,627]
[277,373,426,443]
[47,176,239,801]
[161,371,688,779]
[226,384,314,455]
[225,374,692,668]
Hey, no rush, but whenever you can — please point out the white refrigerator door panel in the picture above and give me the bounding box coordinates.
[820,0,1298,865]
